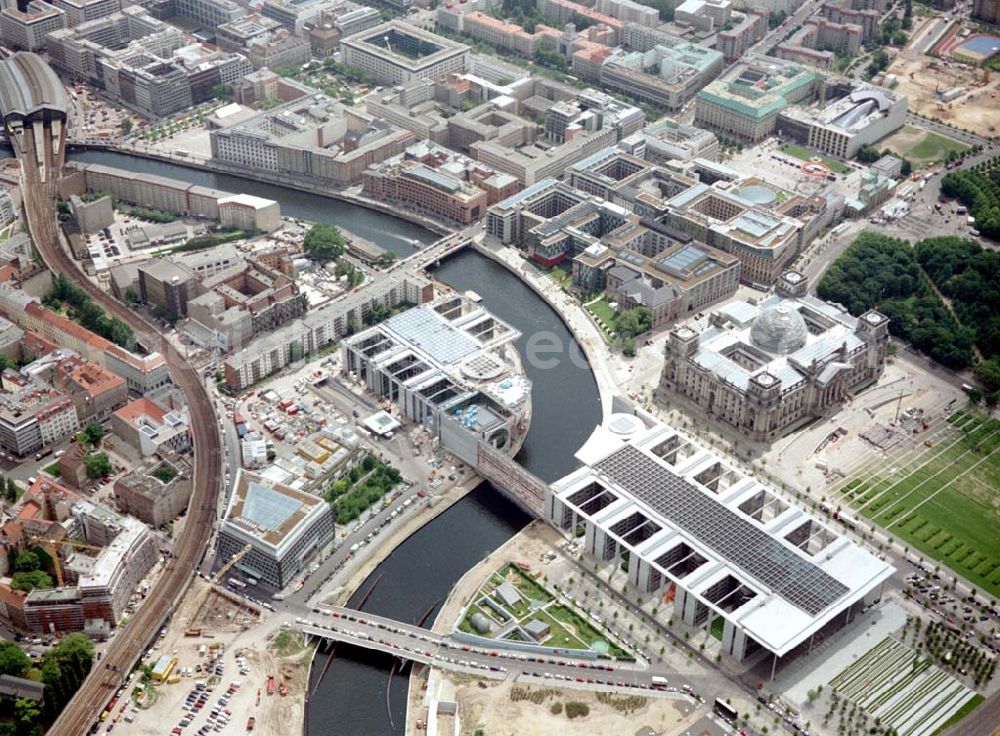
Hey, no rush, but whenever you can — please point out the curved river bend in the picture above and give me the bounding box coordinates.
[64,150,604,735]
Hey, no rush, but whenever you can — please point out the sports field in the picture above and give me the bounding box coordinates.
[841,412,1000,596]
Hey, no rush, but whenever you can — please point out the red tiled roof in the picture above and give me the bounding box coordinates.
[114,397,167,425]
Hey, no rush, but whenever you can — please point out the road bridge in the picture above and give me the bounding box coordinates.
[300,608,695,700]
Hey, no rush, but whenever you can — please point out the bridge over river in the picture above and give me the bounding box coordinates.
[299,607,696,701]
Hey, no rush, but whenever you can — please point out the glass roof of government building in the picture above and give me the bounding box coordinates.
[594,445,849,615]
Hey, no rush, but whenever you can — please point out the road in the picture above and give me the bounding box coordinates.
[14,121,223,736]
[299,610,699,699]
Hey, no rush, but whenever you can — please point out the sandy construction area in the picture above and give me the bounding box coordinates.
[888,55,999,137]
[124,579,311,736]
[447,677,696,736]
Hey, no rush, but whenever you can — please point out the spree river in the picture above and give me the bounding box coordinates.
[65,150,603,734]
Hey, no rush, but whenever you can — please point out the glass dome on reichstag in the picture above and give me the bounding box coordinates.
[749,304,808,354]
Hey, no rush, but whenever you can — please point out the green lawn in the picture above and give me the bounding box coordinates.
[531,610,588,650]
[710,616,724,641]
[586,299,618,332]
[909,131,970,161]
[502,564,554,604]
[882,126,971,165]
[43,462,60,477]
[548,604,630,659]
[780,144,852,174]
[842,412,1000,596]
[932,694,984,735]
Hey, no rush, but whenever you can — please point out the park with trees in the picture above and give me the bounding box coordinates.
[818,232,1000,402]
[940,159,1000,241]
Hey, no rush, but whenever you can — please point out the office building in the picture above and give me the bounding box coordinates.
[46,8,251,118]
[362,141,520,225]
[365,81,450,145]
[777,82,906,159]
[633,119,720,162]
[51,0,119,25]
[245,29,312,71]
[341,297,531,459]
[674,0,731,31]
[661,270,889,440]
[546,418,894,662]
[216,13,283,52]
[601,42,724,111]
[695,57,822,141]
[486,178,632,264]
[0,1,65,52]
[217,469,335,588]
[574,232,740,329]
[209,93,415,187]
[340,21,470,85]
[173,0,241,28]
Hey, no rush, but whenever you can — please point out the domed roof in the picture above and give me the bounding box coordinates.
[749,304,808,354]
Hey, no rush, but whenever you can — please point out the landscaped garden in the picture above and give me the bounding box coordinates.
[828,636,978,736]
[458,564,629,659]
[779,143,852,174]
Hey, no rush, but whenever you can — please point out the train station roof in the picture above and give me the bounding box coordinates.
[0,52,68,123]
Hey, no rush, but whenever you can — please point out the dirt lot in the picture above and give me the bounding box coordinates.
[437,676,696,736]
[124,579,310,736]
[888,55,999,137]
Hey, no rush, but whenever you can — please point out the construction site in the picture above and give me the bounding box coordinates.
[889,41,1000,137]
[126,577,309,736]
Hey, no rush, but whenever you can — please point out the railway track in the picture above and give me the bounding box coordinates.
[17,122,223,736]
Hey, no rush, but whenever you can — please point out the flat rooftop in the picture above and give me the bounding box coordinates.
[343,21,468,67]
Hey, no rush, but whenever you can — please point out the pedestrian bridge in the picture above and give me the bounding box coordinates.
[475,440,547,516]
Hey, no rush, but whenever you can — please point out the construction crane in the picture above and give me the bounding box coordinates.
[28,536,105,588]
[190,543,253,612]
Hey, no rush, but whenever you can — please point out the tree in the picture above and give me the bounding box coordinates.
[119,118,133,135]
[212,83,233,101]
[14,699,41,732]
[303,223,346,262]
[13,550,40,573]
[6,477,17,502]
[0,641,30,677]
[82,421,105,447]
[617,307,653,337]
[84,452,112,480]
[11,570,54,591]
[124,287,139,305]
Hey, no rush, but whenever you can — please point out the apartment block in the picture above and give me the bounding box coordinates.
[717,11,767,62]
[222,270,433,392]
